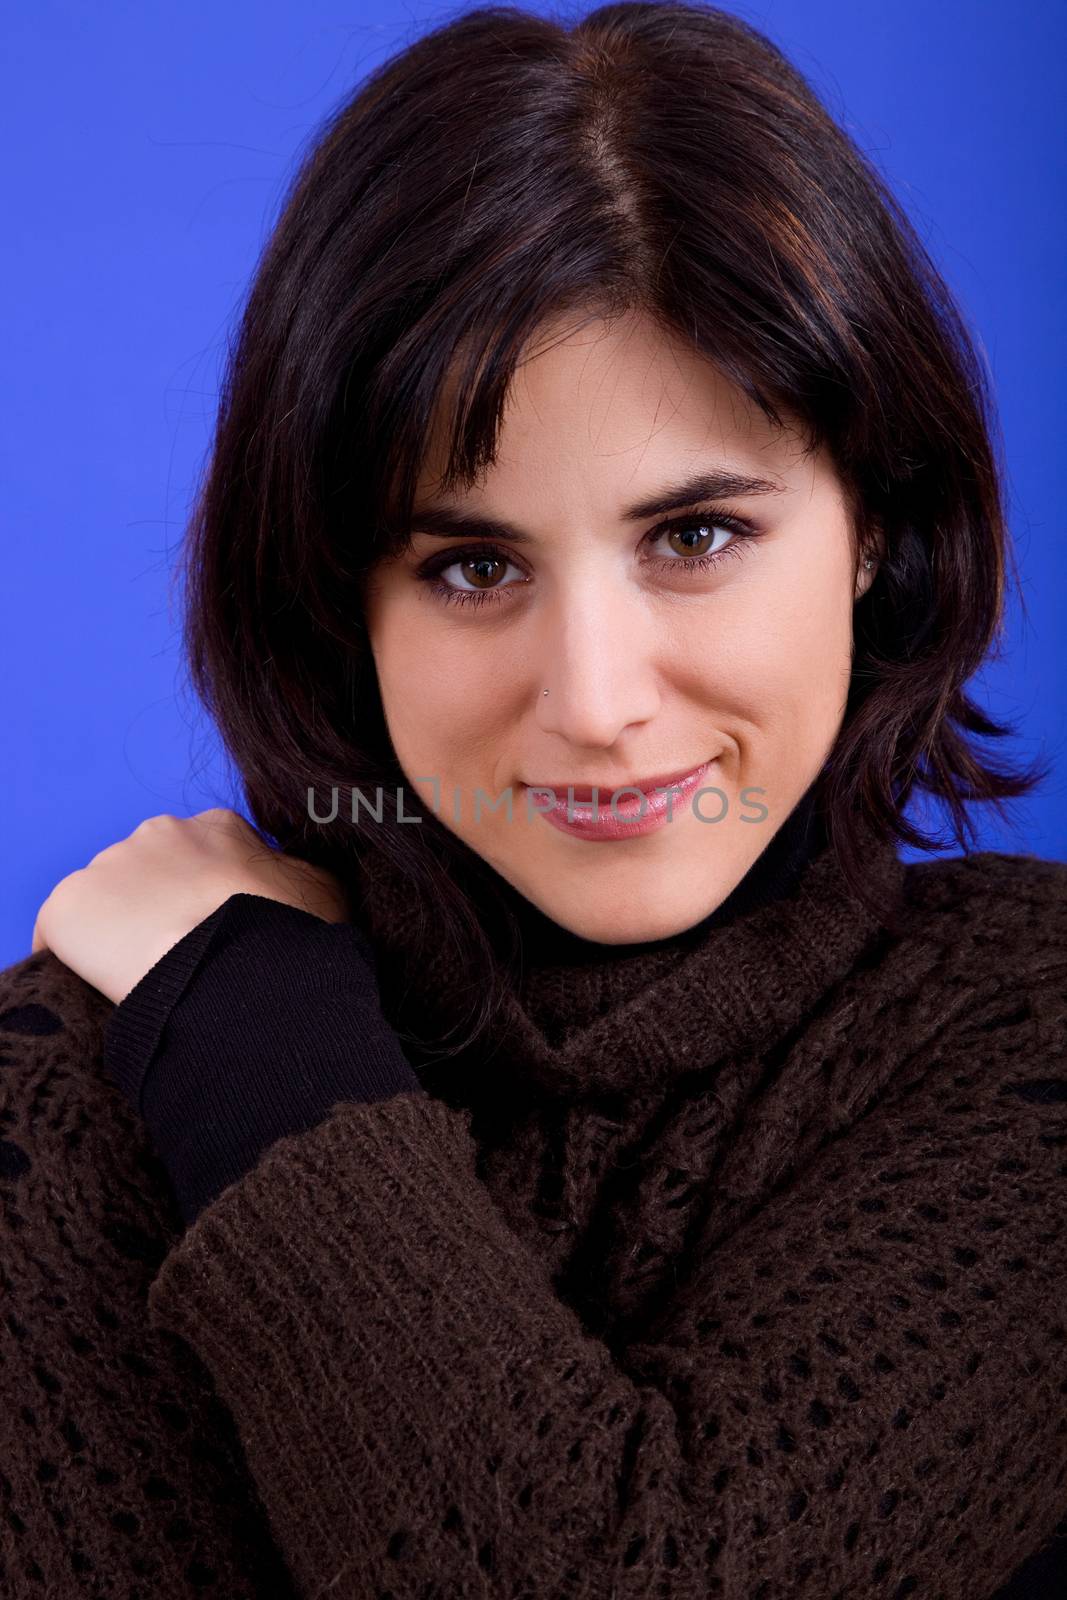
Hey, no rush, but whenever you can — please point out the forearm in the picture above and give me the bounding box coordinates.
[145,992,1067,1599]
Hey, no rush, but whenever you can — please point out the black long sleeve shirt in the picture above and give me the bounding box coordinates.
[102,785,829,1228]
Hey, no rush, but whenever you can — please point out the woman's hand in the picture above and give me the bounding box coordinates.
[31,808,350,1005]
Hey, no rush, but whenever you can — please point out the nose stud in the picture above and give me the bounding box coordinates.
[543,688,549,696]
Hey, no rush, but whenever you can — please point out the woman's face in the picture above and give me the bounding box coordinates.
[361,308,878,944]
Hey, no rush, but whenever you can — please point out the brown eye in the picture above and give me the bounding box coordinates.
[458,555,507,589]
[664,522,721,558]
[416,543,529,609]
[644,510,760,576]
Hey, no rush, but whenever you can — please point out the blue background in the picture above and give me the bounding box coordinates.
[3,0,1064,968]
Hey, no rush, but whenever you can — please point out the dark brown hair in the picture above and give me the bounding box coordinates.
[177,0,1048,1058]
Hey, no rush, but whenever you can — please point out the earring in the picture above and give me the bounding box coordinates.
[864,557,873,569]
[543,688,549,696]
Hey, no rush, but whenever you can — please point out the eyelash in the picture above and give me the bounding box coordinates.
[414,508,762,610]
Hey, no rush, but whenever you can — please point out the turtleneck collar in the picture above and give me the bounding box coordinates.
[355,790,905,1102]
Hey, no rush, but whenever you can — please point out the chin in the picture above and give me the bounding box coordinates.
[543,892,719,947]
[490,844,733,945]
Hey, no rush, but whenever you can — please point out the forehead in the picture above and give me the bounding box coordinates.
[417,307,815,506]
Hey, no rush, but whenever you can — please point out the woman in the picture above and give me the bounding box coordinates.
[4,2,1066,1596]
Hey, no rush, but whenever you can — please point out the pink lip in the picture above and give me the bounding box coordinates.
[524,759,714,842]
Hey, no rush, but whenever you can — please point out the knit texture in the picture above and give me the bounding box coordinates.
[0,960,297,1597]
[1,824,1066,1597]
[98,780,827,1232]
[103,891,422,1227]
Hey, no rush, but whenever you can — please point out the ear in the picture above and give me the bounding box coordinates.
[854,517,885,601]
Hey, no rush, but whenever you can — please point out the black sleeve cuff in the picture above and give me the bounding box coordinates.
[103,895,236,1112]
[102,892,423,1228]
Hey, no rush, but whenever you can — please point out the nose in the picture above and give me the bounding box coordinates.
[534,579,660,747]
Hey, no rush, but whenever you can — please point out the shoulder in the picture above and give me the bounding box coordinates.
[861,847,1067,1176]
[0,947,181,1341]
[902,845,1067,927]
[803,846,1067,1161]
[0,945,112,1060]
[898,847,1067,991]
[0,946,180,1364]
[0,949,169,1224]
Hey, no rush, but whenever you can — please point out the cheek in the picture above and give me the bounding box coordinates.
[365,592,436,765]
[369,602,504,776]
[682,551,855,739]
[766,579,857,756]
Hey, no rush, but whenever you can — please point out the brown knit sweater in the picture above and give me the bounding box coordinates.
[2,824,1067,1598]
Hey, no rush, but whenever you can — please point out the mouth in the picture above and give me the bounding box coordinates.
[523,759,711,801]
[521,757,716,842]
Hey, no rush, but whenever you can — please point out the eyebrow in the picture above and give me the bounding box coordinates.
[408,468,785,543]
